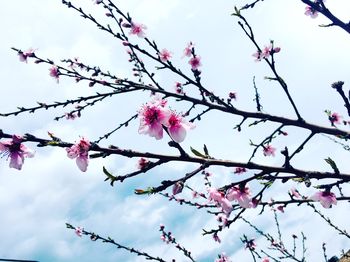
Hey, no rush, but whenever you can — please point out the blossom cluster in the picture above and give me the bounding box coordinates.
[208,184,256,217]
[66,137,91,172]
[252,44,281,62]
[0,135,35,170]
[183,42,202,71]
[122,21,147,38]
[138,96,195,143]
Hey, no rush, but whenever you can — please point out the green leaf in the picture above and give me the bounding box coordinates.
[203,144,209,156]
[231,6,241,16]
[190,146,205,158]
[134,187,155,195]
[103,166,117,186]
[324,157,340,174]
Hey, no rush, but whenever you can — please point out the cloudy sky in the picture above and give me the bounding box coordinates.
[1,0,350,261]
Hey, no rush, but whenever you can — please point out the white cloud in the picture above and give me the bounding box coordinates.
[1,0,350,261]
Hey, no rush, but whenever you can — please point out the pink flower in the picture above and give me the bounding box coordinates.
[166,112,195,143]
[129,22,147,38]
[65,112,78,120]
[216,214,228,227]
[208,188,224,202]
[208,188,233,214]
[329,112,342,125]
[233,167,247,174]
[188,56,201,70]
[261,45,272,59]
[229,92,237,100]
[66,137,90,172]
[183,42,194,58]
[159,49,172,62]
[213,233,221,243]
[138,100,170,140]
[226,185,253,208]
[137,157,150,170]
[172,181,184,195]
[18,48,35,63]
[49,66,59,83]
[246,239,257,250]
[262,258,270,262]
[75,227,83,237]
[220,197,234,214]
[289,187,301,199]
[253,45,280,61]
[309,191,337,208]
[174,82,185,95]
[0,135,35,170]
[263,145,276,157]
[305,6,318,18]
[215,253,232,262]
[277,205,285,213]
[273,47,281,53]
[252,50,262,62]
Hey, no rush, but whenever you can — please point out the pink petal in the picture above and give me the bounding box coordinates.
[76,156,88,172]
[9,152,24,170]
[169,125,186,143]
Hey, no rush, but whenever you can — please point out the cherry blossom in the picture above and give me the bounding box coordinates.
[174,82,185,95]
[262,258,270,262]
[229,92,237,100]
[309,190,337,208]
[289,187,301,199]
[216,214,228,227]
[329,112,342,125]
[208,188,224,203]
[226,185,254,208]
[129,22,147,38]
[138,100,170,140]
[215,253,232,262]
[305,6,318,18]
[65,112,78,120]
[233,167,247,174]
[192,191,199,198]
[188,56,202,70]
[172,181,184,195]
[0,135,35,170]
[183,42,194,58]
[263,144,276,157]
[66,137,90,172]
[166,112,195,143]
[253,44,281,61]
[208,188,233,214]
[158,49,172,62]
[137,157,150,170]
[252,50,262,62]
[18,48,35,63]
[277,205,285,213]
[261,45,272,59]
[49,66,60,83]
[213,233,221,243]
[75,227,84,237]
[245,238,257,250]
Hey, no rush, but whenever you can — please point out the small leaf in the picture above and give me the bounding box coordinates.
[324,157,340,174]
[190,146,205,158]
[203,144,209,156]
[134,187,154,195]
[231,6,241,16]
[102,166,117,186]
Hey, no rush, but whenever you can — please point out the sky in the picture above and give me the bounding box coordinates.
[1,0,350,261]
